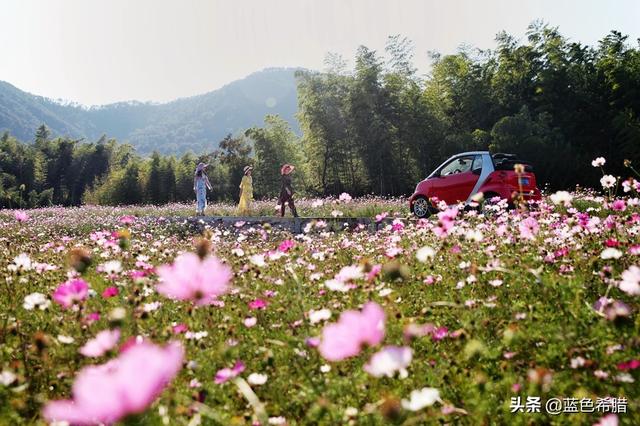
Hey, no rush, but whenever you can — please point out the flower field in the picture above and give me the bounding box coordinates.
[1,186,640,424]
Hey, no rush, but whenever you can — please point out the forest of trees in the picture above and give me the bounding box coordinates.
[1,23,639,208]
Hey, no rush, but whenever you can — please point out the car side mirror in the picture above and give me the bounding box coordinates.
[472,168,482,175]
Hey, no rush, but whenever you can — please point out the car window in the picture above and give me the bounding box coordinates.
[472,155,483,171]
[440,156,473,176]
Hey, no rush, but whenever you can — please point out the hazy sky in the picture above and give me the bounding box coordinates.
[1,0,638,105]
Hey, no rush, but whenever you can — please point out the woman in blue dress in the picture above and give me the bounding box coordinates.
[193,162,212,216]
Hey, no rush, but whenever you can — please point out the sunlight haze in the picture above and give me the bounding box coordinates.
[1,0,638,105]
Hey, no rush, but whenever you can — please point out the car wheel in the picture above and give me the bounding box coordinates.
[412,196,432,218]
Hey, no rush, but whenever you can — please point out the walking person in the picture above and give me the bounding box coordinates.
[194,162,212,216]
[279,164,298,217]
[237,165,253,216]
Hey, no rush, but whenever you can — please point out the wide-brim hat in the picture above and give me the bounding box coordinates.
[196,162,208,172]
[281,164,295,175]
[243,165,253,174]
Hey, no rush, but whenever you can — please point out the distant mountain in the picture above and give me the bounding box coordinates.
[0,68,301,155]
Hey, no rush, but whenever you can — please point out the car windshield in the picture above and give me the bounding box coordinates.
[440,156,473,176]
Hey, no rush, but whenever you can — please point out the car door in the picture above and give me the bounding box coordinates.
[430,155,480,204]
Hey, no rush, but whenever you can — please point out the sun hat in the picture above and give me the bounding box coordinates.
[196,162,208,172]
[244,165,253,174]
[281,164,295,175]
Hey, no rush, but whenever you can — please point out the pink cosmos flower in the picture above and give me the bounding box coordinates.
[14,211,29,222]
[119,215,136,225]
[43,341,184,425]
[318,302,385,361]
[102,286,119,298]
[248,299,268,310]
[79,329,121,357]
[375,212,388,223]
[244,317,257,327]
[433,208,457,238]
[214,361,245,384]
[278,239,295,252]
[83,312,100,325]
[172,323,188,334]
[366,264,382,281]
[364,345,413,377]
[593,414,618,426]
[518,217,539,240]
[53,279,89,309]
[156,253,232,306]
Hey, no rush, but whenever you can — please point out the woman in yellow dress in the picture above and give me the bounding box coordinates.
[238,165,253,215]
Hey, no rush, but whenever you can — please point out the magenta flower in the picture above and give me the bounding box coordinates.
[248,299,268,310]
[391,219,405,232]
[617,359,640,371]
[53,279,89,309]
[278,239,295,252]
[318,302,385,361]
[156,253,232,306]
[80,329,121,357]
[214,361,245,384]
[611,199,626,212]
[43,341,184,425]
[432,326,449,341]
[101,286,119,298]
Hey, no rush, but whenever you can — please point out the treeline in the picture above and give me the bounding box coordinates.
[2,23,640,208]
[297,23,640,195]
[0,117,301,208]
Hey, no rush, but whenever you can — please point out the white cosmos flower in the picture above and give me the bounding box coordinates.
[416,246,436,263]
[489,279,503,287]
[378,288,393,297]
[23,292,50,310]
[247,373,268,385]
[324,279,350,292]
[101,260,122,275]
[364,346,413,378]
[550,191,573,205]
[592,157,606,167]
[601,248,623,260]
[12,253,32,271]
[600,175,616,189]
[143,301,162,312]
[308,308,331,324]
[401,387,441,411]
[57,335,75,344]
[249,254,266,267]
[335,265,363,282]
[465,229,483,242]
[619,265,640,295]
[0,370,17,386]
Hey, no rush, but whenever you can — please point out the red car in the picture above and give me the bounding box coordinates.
[409,152,542,218]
